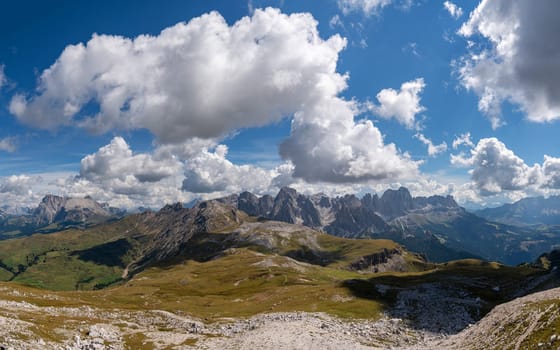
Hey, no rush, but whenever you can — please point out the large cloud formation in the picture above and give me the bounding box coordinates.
[10,8,418,185]
[451,137,560,196]
[458,0,560,128]
[51,137,187,208]
[10,9,345,143]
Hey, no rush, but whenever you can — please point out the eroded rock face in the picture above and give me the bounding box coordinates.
[380,187,414,219]
[270,187,302,224]
[33,194,66,224]
[350,248,405,272]
[238,191,273,218]
[437,286,560,349]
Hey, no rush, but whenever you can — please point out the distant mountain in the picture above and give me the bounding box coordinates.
[33,195,115,226]
[476,196,560,226]
[230,187,459,234]
[219,187,560,265]
[0,195,124,239]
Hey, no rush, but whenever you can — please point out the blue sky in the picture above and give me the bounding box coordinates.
[1,0,560,210]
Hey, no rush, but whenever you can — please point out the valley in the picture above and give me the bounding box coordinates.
[0,192,559,348]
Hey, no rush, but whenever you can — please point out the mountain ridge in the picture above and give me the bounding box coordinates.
[219,187,560,264]
[476,195,560,226]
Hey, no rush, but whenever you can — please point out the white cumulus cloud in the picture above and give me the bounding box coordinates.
[452,132,474,149]
[369,78,426,129]
[280,96,420,183]
[0,175,39,196]
[443,1,463,19]
[458,0,560,128]
[9,8,347,145]
[79,137,183,192]
[451,137,548,196]
[72,136,186,208]
[542,155,560,189]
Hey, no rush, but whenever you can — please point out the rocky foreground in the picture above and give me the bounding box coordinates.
[0,285,559,350]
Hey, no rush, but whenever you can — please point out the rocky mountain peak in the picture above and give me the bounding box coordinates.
[219,186,464,235]
[38,194,65,209]
[276,187,298,200]
[380,187,414,219]
[31,195,115,227]
[33,195,66,224]
[238,191,272,217]
[160,202,185,213]
[381,187,413,202]
[196,200,243,231]
[209,187,496,262]
[270,187,302,224]
[413,194,459,209]
[128,200,245,274]
[361,193,380,210]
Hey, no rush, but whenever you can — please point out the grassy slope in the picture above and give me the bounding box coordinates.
[0,250,553,327]
[0,250,556,348]
[108,249,388,319]
[0,216,145,289]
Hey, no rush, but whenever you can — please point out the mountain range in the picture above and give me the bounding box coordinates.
[3,188,560,266]
[218,187,560,265]
[476,195,560,226]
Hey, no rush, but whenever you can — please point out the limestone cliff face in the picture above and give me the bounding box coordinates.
[349,248,412,273]
[33,195,66,224]
[32,195,114,226]
[379,187,414,219]
[238,191,273,218]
